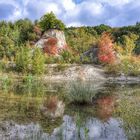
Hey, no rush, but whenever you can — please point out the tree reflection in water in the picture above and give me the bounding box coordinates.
[0,82,139,140]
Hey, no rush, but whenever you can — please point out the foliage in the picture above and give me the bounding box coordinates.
[114,94,140,139]
[65,27,98,54]
[121,33,138,56]
[0,61,6,72]
[0,75,12,91]
[15,46,46,74]
[106,56,140,76]
[98,33,116,64]
[44,50,80,64]
[120,56,140,76]
[32,48,45,75]
[15,18,36,43]
[39,12,65,31]
[45,54,61,64]
[94,24,112,35]
[60,50,79,63]
[15,46,32,73]
[0,23,19,60]
[0,14,140,75]
[107,34,140,76]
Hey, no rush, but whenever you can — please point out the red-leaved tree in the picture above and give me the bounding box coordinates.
[98,32,116,64]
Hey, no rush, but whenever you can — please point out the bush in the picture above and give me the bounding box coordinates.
[105,56,140,76]
[0,75,12,90]
[0,61,6,72]
[32,48,45,75]
[65,27,98,54]
[120,56,140,76]
[15,47,32,73]
[122,33,138,56]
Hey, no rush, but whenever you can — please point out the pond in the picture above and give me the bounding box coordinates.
[0,80,140,140]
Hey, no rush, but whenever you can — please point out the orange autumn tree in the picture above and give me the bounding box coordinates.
[98,32,116,64]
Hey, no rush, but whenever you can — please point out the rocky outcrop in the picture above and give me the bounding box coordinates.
[45,64,106,83]
[44,64,140,84]
[80,45,99,64]
[35,29,67,55]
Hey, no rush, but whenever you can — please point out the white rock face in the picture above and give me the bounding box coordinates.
[45,64,106,82]
[43,29,67,49]
[35,29,67,54]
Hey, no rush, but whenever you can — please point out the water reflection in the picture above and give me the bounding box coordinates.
[0,81,140,140]
[94,95,117,121]
[40,96,65,118]
[0,116,127,140]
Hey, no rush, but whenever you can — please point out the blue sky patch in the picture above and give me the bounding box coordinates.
[0,0,140,27]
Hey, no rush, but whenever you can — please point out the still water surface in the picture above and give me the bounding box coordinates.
[0,81,139,140]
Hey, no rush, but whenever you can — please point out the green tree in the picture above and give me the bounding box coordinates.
[39,12,65,31]
[32,48,45,75]
[122,33,138,56]
[15,46,32,73]
[15,18,35,43]
[94,24,111,35]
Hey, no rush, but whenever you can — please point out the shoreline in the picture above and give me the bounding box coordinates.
[0,64,140,84]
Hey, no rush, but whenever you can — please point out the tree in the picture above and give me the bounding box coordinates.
[94,24,111,35]
[39,12,65,31]
[32,48,45,75]
[15,18,35,43]
[98,33,116,64]
[15,46,32,73]
[122,33,138,56]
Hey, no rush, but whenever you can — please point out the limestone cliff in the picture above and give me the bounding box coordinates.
[35,29,67,55]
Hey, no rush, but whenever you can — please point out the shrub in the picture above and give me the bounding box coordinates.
[122,33,138,56]
[120,56,140,76]
[0,61,6,72]
[65,27,97,54]
[61,50,74,63]
[15,47,32,73]
[0,75,12,90]
[45,54,61,64]
[106,56,140,76]
[32,48,45,75]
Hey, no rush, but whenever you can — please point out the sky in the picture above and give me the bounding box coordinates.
[0,0,140,27]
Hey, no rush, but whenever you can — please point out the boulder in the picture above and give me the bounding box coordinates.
[35,29,67,55]
[80,45,99,64]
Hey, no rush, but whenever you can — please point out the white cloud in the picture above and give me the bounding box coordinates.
[67,21,83,27]
[99,0,133,6]
[0,0,140,27]
[60,0,76,10]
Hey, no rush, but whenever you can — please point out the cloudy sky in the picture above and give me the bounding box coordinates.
[0,0,140,27]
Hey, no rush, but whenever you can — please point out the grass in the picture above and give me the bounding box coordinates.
[105,56,140,76]
[67,81,98,104]
[0,75,12,91]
